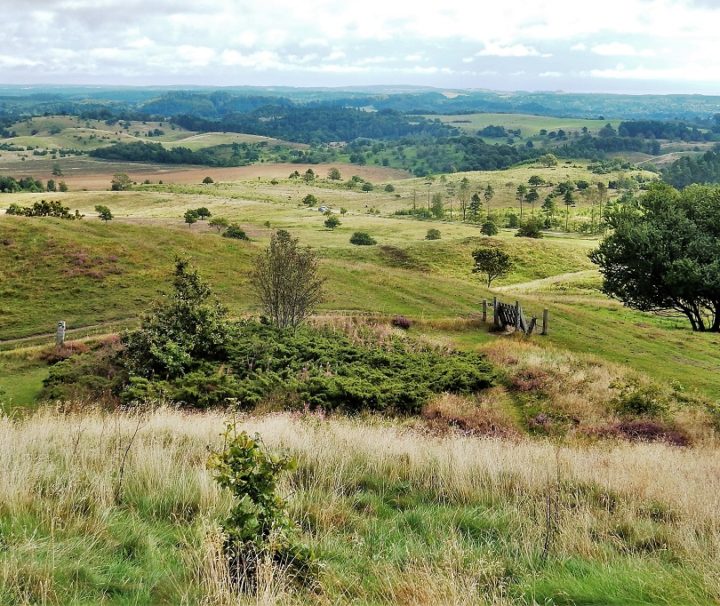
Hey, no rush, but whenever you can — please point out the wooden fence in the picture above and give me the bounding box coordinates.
[481,298,548,336]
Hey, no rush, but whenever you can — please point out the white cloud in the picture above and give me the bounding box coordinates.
[476,42,550,58]
[591,42,655,57]
[0,0,718,90]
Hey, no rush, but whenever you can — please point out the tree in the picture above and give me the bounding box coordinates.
[209,216,229,232]
[483,184,494,219]
[111,173,132,191]
[472,247,513,288]
[95,205,113,222]
[525,187,540,215]
[328,167,342,181]
[302,194,317,206]
[195,207,211,220]
[58,181,68,192]
[538,153,558,168]
[324,215,341,229]
[516,184,528,221]
[590,183,720,332]
[458,177,470,221]
[303,168,315,183]
[47,179,56,192]
[202,176,214,184]
[430,193,444,218]
[563,190,576,231]
[528,175,545,186]
[184,209,199,227]
[249,230,325,329]
[469,193,482,222]
[361,182,374,192]
[122,258,229,379]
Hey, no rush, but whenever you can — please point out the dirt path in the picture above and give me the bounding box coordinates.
[494,269,599,293]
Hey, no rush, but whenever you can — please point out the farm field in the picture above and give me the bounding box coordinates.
[425,113,622,137]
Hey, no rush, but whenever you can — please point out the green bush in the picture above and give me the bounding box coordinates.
[481,221,498,236]
[516,219,544,238]
[612,381,668,418]
[223,224,249,240]
[350,231,376,246]
[425,228,441,240]
[208,427,314,589]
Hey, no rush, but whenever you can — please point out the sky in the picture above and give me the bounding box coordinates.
[2,0,720,94]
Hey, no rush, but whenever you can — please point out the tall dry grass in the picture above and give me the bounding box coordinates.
[1,406,719,603]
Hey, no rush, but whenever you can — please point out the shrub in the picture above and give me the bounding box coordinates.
[302,194,317,206]
[425,228,441,240]
[361,182,374,192]
[612,381,668,418]
[506,213,520,228]
[384,184,395,192]
[202,176,214,184]
[223,224,249,240]
[350,231,376,246]
[481,221,498,236]
[324,215,341,229]
[516,219,544,238]
[391,315,412,330]
[208,426,314,589]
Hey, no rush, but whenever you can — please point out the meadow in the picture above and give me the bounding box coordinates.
[1,134,719,605]
[1,407,718,605]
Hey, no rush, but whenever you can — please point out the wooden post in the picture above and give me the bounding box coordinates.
[492,297,498,327]
[514,301,521,332]
[482,299,487,323]
[542,309,549,336]
[56,321,66,347]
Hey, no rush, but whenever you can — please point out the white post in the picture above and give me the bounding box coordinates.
[56,321,66,347]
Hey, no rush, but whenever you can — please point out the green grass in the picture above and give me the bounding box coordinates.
[426,113,622,138]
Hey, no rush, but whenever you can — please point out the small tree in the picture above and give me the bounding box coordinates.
[111,173,132,191]
[47,179,56,192]
[425,228,441,240]
[483,184,494,219]
[95,204,113,222]
[195,207,212,220]
[324,215,341,229]
[302,194,317,206]
[481,221,498,236]
[430,193,444,218]
[472,247,513,288]
[122,258,229,379]
[209,216,229,232]
[202,176,214,184]
[384,184,395,193]
[361,182,374,192]
[328,167,342,181]
[538,153,559,168]
[184,209,199,227]
[303,169,315,183]
[350,232,376,246]
[58,181,68,192]
[249,230,325,329]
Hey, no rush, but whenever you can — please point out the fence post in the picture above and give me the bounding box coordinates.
[514,301,521,332]
[542,309,549,336]
[482,299,487,323]
[56,320,66,347]
[492,297,498,327]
